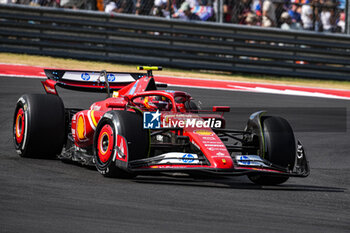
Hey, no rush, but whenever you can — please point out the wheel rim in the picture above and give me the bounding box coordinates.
[97,124,114,163]
[15,108,25,144]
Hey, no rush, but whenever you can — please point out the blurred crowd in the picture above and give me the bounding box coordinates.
[225,0,346,33]
[2,0,347,33]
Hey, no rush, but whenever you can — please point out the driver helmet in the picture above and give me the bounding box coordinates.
[143,96,172,111]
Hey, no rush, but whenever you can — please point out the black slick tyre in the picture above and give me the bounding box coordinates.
[13,94,65,158]
[248,116,296,185]
[93,111,149,178]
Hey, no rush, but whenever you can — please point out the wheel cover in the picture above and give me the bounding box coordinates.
[97,124,114,163]
[15,108,25,144]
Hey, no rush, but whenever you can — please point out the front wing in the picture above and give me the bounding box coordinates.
[125,141,309,177]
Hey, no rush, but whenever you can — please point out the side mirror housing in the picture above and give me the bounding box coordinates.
[213,106,230,112]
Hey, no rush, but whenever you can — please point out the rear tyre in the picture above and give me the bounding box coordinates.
[248,116,296,185]
[13,94,65,158]
[93,111,149,178]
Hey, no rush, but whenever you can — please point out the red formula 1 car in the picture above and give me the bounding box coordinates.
[13,67,309,185]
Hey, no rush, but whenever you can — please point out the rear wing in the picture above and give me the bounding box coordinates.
[41,69,147,95]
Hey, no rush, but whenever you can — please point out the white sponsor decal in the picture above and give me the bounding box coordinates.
[104,113,113,119]
[208,148,227,151]
[18,97,25,105]
[87,110,96,131]
[204,144,225,147]
[90,104,101,111]
[62,72,135,83]
[235,155,268,167]
[203,137,216,140]
[203,141,222,144]
[156,153,200,164]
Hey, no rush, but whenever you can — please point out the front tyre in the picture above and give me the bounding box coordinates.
[248,116,296,185]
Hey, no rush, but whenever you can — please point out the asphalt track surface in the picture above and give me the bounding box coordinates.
[0,76,349,233]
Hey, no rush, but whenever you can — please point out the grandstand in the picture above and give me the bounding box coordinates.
[4,0,348,33]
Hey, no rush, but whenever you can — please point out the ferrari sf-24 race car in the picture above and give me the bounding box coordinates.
[13,66,309,185]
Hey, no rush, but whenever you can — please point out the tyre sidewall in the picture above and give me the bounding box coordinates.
[262,116,296,169]
[246,115,296,185]
[13,96,30,156]
[93,117,118,176]
[13,94,65,158]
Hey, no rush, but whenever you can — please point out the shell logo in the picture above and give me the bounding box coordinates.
[193,130,214,136]
[77,115,85,140]
[112,91,119,98]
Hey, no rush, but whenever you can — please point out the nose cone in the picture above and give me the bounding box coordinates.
[187,129,234,169]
